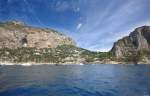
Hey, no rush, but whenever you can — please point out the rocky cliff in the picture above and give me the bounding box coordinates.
[0,21,150,64]
[111,26,150,58]
[0,21,76,49]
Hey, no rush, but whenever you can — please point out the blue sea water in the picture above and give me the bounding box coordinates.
[0,64,150,96]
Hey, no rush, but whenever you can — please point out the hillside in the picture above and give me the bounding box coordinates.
[0,45,114,64]
[111,26,150,64]
[0,21,114,64]
[0,21,150,64]
[0,21,75,49]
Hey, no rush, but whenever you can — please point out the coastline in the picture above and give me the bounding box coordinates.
[0,62,85,66]
[0,61,149,66]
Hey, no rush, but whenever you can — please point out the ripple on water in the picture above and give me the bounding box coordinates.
[0,64,150,96]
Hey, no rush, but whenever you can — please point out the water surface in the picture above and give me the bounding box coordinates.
[0,64,150,96]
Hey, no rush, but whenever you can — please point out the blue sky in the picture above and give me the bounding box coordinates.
[0,0,150,51]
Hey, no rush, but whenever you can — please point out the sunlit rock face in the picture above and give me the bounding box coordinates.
[0,21,76,49]
[111,26,150,57]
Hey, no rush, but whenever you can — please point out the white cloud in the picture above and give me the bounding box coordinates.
[76,23,82,30]
[52,1,80,12]
[73,0,150,51]
[55,1,70,11]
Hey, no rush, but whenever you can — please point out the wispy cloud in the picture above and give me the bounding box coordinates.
[72,0,150,51]
[50,0,80,12]
[1,0,150,52]
[76,23,82,30]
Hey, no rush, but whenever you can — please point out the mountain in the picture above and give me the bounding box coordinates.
[0,21,150,64]
[0,21,114,64]
[0,21,76,49]
[111,26,150,64]
[111,26,150,57]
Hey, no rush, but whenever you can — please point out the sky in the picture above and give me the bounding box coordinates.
[0,0,150,51]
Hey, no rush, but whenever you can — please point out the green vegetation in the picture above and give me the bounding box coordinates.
[0,45,149,64]
[0,45,115,64]
[122,50,150,63]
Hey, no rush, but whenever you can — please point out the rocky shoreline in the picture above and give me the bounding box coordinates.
[0,60,149,66]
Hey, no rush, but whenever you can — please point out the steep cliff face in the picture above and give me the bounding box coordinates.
[0,21,76,49]
[111,26,150,57]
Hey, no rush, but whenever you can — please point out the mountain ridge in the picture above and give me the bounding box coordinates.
[0,21,76,49]
[111,26,150,57]
[0,21,150,64]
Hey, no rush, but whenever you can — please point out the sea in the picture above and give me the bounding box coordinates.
[0,64,150,96]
